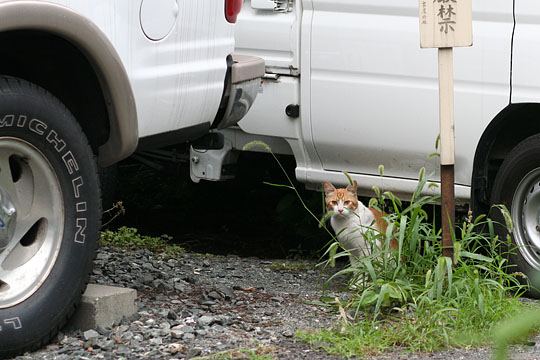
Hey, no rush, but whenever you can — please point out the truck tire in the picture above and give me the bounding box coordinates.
[491,133,540,298]
[0,76,101,357]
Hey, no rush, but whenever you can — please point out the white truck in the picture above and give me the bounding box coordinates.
[188,1,540,294]
[0,0,264,356]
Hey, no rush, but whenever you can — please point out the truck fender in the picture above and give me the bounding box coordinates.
[0,1,138,166]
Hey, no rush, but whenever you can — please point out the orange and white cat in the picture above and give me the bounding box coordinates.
[324,180,394,264]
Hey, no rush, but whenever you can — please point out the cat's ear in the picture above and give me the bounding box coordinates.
[323,182,336,195]
[346,180,358,194]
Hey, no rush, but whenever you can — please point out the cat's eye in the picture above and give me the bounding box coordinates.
[344,200,351,206]
[330,201,337,206]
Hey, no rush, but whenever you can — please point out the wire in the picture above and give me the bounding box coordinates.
[509,0,516,104]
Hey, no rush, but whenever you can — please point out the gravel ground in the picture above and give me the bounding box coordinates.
[12,247,540,360]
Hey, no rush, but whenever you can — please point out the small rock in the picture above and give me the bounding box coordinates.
[197,315,214,327]
[116,325,129,334]
[218,286,235,300]
[195,329,207,336]
[158,309,170,317]
[207,291,222,300]
[95,339,115,351]
[142,274,154,284]
[83,329,100,341]
[180,325,195,333]
[171,327,184,339]
[167,343,185,355]
[187,347,202,358]
[282,329,294,338]
[167,310,178,320]
[174,283,187,292]
[211,324,225,333]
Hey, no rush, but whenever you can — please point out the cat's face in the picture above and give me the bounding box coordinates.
[323,181,358,216]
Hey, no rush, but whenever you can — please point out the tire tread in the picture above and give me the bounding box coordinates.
[0,76,101,358]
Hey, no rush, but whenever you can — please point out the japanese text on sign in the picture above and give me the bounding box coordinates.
[419,0,472,49]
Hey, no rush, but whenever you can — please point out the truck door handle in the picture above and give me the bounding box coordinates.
[251,0,292,12]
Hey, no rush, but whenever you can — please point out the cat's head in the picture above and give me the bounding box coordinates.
[323,181,358,216]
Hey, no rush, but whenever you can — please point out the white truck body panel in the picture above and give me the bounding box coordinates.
[234,0,540,200]
[235,0,300,74]
[52,0,234,138]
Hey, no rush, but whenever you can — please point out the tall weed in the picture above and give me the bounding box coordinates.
[300,169,532,354]
[242,141,536,355]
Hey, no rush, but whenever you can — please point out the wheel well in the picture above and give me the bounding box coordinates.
[0,30,110,154]
[472,103,540,215]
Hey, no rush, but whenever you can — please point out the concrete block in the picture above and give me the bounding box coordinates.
[68,284,137,331]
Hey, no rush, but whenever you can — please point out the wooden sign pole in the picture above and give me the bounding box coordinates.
[439,47,455,259]
[419,0,472,261]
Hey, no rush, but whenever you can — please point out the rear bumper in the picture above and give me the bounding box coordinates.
[214,54,265,130]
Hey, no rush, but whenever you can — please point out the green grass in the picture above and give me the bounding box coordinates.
[298,296,528,357]
[100,226,184,256]
[240,141,540,358]
[295,168,537,357]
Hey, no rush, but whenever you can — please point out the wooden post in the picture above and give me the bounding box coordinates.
[419,0,472,261]
[439,48,455,260]
[438,48,455,167]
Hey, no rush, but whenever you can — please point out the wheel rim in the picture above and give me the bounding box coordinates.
[511,167,540,270]
[0,138,64,308]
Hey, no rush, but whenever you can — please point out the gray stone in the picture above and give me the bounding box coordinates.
[211,324,225,333]
[142,274,154,284]
[95,339,115,351]
[187,347,202,358]
[68,284,137,331]
[178,325,194,333]
[282,329,294,338]
[170,325,185,339]
[207,291,221,300]
[167,310,178,320]
[197,315,214,327]
[218,286,235,300]
[174,283,187,292]
[83,329,100,341]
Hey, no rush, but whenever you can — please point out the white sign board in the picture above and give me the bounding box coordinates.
[419,0,473,48]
